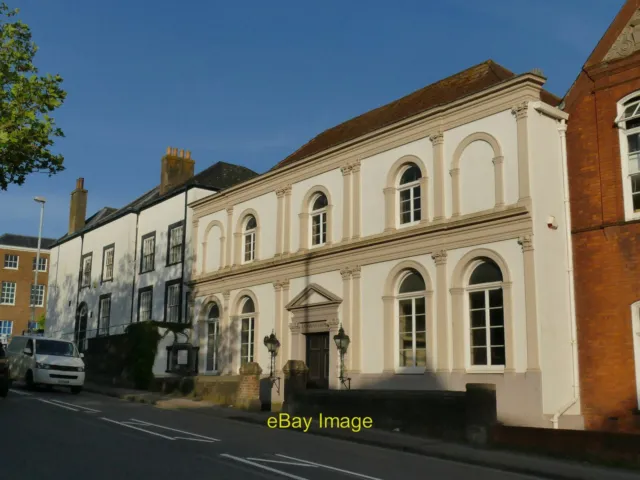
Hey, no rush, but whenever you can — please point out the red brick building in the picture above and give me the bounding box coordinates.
[564,0,640,432]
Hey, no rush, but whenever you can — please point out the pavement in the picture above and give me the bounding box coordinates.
[0,384,636,480]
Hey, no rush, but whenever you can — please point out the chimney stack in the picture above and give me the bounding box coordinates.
[160,146,195,195]
[68,177,88,235]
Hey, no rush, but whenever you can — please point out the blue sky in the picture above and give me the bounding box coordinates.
[0,0,625,239]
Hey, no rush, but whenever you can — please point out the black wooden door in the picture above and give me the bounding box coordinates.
[306,332,329,389]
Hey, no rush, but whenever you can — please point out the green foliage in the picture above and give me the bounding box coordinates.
[36,313,45,329]
[124,322,161,390]
[0,2,66,190]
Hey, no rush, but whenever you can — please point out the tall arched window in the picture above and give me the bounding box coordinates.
[616,95,640,217]
[398,164,422,225]
[468,259,505,367]
[206,303,220,372]
[311,193,328,246]
[397,269,427,367]
[239,296,255,366]
[242,215,257,263]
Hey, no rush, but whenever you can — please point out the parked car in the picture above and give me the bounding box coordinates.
[6,335,85,394]
[0,344,9,398]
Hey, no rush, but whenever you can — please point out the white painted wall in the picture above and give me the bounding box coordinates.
[528,111,576,415]
[46,236,82,338]
[458,140,496,214]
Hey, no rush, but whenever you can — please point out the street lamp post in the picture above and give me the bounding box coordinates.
[333,324,351,389]
[30,197,46,333]
[263,330,281,393]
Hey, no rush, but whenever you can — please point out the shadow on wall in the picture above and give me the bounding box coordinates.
[589,396,640,434]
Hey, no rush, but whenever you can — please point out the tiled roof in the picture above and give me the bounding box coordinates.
[272,60,561,171]
[53,161,258,245]
[0,233,57,250]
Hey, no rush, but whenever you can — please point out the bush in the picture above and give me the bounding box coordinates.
[124,322,161,389]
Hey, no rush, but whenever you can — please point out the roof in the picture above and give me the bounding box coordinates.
[53,161,258,246]
[272,60,561,170]
[0,233,56,250]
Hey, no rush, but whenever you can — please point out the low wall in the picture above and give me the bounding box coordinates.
[194,363,267,411]
[491,425,640,468]
[285,384,496,442]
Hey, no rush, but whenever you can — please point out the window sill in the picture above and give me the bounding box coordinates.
[3,267,18,270]
[166,261,182,267]
[140,268,155,275]
[466,366,505,374]
[394,366,426,375]
[101,278,113,284]
[398,221,421,229]
[0,303,15,306]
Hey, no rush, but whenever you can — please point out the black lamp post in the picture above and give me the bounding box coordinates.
[333,325,351,389]
[263,330,281,392]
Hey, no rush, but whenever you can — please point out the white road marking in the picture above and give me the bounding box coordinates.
[246,458,317,467]
[37,398,79,411]
[276,454,384,480]
[220,454,310,480]
[174,437,217,443]
[46,398,100,413]
[9,389,31,396]
[100,417,175,440]
[129,418,220,442]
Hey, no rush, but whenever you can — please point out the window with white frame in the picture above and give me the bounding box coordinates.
[617,95,640,216]
[206,303,220,372]
[3,254,18,269]
[397,269,427,368]
[311,193,328,246]
[0,320,13,336]
[140,233,155,273]
[32,257,47,272]
[239,297,255,366]
[167,222,184,265]
[98,295,111,335]
[30,284,45,307]
[468,259,505,367]
[102,245,114,281]
[138,287,153,322]
[243,215,257,263]
[398,164,422,225]
[81,254,92,288]
[165,281,181,323]
[1,282,16,305]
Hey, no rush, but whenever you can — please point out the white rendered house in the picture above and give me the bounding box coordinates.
[189,61,581,429]
[45,148,257,375]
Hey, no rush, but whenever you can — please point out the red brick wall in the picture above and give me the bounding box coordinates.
[0,247,50,338]
[566,53,640,432]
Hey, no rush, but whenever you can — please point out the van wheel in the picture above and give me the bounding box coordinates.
[25,370,34,390]
[70,386,82,395]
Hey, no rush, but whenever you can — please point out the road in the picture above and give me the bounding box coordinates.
[1,387,552,480]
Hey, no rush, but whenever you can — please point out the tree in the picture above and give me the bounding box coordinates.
[0,2,66,190]
[37,312,45,330]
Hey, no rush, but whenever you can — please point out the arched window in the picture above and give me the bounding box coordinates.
[616,95,640,216]
[398,164,422,225]
[242,215,257,263]
[239,296,255,365]
[468,259,505,367]
[397,269,427,367]
[311,193,328,246]
[206,303,220,372]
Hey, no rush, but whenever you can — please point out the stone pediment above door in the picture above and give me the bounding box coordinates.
[285,283,342,311]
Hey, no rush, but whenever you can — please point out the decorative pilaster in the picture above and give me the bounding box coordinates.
[222,290,232,374]
[341,165,352,241]
[450,168,461,217]
[382,295,395,372]
[492,156,505,208]
[200,241,207,274]
[518,234,540,372]
[273,281,284,371]
[275,188,286,256]
[340,266,352,369]
[430,133,445,221]
[351,160,361,240]
[512,102,531,204]
[383,187,396,232]
[432,250,450,372]
[281,279,291,363]
[283,186,292,254]
[225,207,233,268]
[449,287,465,372]
[351,265,361,372]
[191,219,199,276]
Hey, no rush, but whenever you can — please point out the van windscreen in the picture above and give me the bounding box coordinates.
[35,339,76,357]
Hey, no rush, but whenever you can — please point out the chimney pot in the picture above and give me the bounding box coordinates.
[166,146,172,155]
[186,150,191,159]
[172,147,178,156]
[76,178,84,190]
[179,149,184,158]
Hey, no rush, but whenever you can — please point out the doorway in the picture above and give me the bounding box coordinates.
[75,302,88,352]
[306,332,329,389]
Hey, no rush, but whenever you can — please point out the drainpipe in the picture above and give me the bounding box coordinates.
[552,118,580,429]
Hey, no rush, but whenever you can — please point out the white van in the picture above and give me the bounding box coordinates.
[6,335,85,394]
